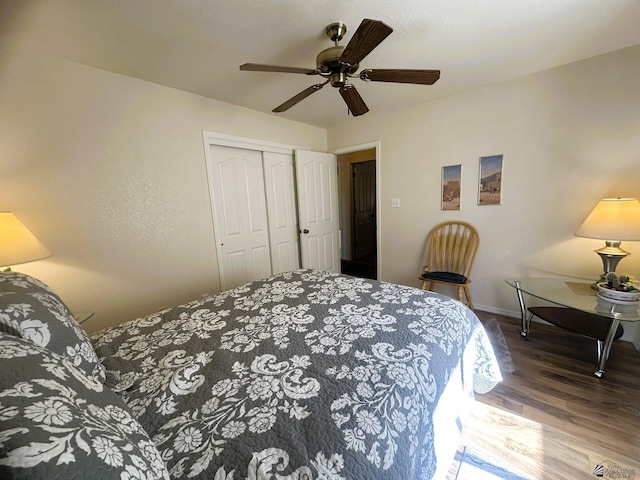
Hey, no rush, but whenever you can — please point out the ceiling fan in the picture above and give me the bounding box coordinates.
[239,19,440,117]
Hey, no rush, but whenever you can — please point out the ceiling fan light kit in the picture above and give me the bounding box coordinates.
[239,18,440,117]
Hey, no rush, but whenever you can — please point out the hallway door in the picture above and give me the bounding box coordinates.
[352,160,376,259]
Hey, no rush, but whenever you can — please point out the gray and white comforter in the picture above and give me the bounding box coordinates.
[92,269,502,479]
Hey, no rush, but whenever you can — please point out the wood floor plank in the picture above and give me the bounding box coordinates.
[448,310,640,480]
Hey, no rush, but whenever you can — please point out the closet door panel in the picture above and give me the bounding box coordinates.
[245,160,268,233]
[263,152,300,274]
[209,145,272,290]
[217,161,242,236]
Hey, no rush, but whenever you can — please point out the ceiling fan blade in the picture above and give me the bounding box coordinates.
[339,84,369,116]
[360,69,441,85]
[240,63,318,75]
[339,19,393,67]
[273,81,328,113]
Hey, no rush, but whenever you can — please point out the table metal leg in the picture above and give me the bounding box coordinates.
[594,318,621,378]
[514,281,531,337]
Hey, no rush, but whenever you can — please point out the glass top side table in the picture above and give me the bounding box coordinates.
[505,278,640,378]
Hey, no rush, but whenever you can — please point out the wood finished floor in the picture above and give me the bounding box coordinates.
[447,310,640,480]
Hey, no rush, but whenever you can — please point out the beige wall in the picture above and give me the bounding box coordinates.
[0,51,327,332]
[328,44,640,346]
[2,44,639,346]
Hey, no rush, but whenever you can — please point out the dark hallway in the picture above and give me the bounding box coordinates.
[340,253,377,280]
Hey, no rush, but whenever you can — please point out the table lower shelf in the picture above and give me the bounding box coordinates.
[523,306,623,378]
[527,306,624,342]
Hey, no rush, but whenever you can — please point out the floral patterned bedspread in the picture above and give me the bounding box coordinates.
[92,270,502,479]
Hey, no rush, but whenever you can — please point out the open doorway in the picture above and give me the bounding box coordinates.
[337,147,377,280]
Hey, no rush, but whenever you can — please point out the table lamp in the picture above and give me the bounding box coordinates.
[0,212,51,270]
[575,198,640,284]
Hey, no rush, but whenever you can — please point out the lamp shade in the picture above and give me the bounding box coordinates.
[0,212,51,268]
[575,198,640,241]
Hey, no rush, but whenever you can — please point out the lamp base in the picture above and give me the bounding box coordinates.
[591,241,629,289]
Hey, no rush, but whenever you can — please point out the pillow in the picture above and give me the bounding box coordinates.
[0,333,169,480]
[0,271,106,383]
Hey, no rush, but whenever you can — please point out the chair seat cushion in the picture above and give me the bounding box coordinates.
[421,271,468,284]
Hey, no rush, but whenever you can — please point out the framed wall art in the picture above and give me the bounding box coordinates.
[441,164,462,210]
[478,154,503,206]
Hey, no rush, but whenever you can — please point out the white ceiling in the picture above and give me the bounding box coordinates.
[3,0,640,129]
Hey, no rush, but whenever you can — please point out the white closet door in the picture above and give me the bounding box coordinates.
[263,152,301,273]
[209,145,272,290]
[295,149,340,272]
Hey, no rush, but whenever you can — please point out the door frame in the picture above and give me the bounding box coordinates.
[331,141,381,280]
[203,131,306,155]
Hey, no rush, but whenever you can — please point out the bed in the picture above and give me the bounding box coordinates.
[0,269,502,479]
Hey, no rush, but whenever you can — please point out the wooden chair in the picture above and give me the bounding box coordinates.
[419,221,479,309]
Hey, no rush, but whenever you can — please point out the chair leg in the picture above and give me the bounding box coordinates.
[423,281,436,292]
[462,286,474,310]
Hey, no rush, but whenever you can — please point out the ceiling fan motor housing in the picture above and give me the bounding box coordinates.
[316,46,358,87]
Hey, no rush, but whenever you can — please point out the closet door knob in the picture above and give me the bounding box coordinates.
[300,229,309,234]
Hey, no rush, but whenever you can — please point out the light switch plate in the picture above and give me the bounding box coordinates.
[391,198,401,208]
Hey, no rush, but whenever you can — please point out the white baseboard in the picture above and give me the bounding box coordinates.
[473,303,519,319]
